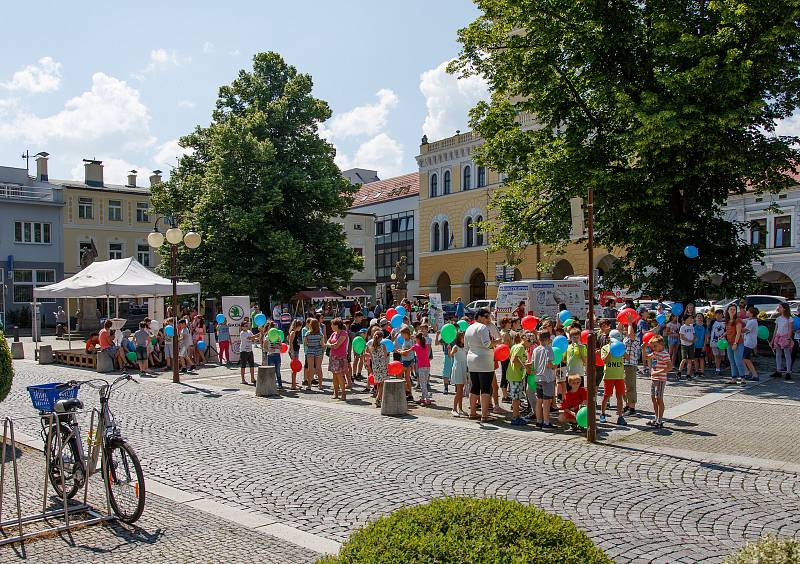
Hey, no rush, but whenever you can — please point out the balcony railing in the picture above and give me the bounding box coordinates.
[0,183,62,203]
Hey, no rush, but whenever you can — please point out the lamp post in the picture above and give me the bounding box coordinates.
[585,186,597,442]
[148,216,201,384]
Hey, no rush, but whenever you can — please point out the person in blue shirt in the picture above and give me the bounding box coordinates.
[693,313,708,376]
[455,297,465,319]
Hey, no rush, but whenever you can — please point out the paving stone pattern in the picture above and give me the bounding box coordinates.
[4,361,800,563]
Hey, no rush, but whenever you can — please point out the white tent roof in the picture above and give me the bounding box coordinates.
[33,257,201,299]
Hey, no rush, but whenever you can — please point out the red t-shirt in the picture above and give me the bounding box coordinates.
[726,319,744,345]
[98,328,112,350]
[560,387,588,411]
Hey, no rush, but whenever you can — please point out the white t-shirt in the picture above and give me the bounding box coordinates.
[240,330,254,352]
[465,323,494,372]
[743,318,758,349]
[710,320,726,344]
[679,323,695,347]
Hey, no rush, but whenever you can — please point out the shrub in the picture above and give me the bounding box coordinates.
[724,535,800,564]
[0,332,13,402]
[319,497,610,564]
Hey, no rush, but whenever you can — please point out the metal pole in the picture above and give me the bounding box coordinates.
[171,243,179,384]
[586,185,597,443]
[66,299,71,350]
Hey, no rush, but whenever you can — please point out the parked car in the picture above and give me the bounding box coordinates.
[766,299,800,318]
[715,295,788,317]
[465,300,496,318]
[441,303,459,321]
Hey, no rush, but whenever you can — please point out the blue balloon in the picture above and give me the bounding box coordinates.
[558,310,572,324]
[381,338,394,353]
[552,335,569,351]
[395,306,407,318]
[391,314,404,329]
[793,316,800,331]
[215,313,225,324]
[671,303,684,317]
[197,340,207,351]
[164,325,175,337]
[656,313,666,325]
[610,340,625,357]
[254,313,267,327]
[396,335,405,347]
[684,245,699,259]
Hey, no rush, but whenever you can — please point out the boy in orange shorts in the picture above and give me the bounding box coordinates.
[600,332,626,425]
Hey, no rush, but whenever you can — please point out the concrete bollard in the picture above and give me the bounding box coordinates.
[10,341,24,359]
[96,352,115,373]
[256,365,278,397]
[381,378,408,416]
[38,345,54,364]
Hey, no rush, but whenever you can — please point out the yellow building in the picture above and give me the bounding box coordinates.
[49,159,161,277]
[416,125,617,302]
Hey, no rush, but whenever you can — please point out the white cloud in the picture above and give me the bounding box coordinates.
[142,49,191,73]
[0,72,153,147]
[335,133,404,178]
[419,60,489,141]
[775,112,800,138]
[320,89,398,139]
[203,41,215,54]
[153,138,194,169]
[2,57,62,93]
[177,99,196,109]
[70,157,153,186]
[228,49,241,56]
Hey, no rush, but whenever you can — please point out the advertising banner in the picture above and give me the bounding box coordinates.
[428,293,444,330]
[222,295,249,363]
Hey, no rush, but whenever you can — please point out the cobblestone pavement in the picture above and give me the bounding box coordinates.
[5,359,800,563]
[0,442,316,563]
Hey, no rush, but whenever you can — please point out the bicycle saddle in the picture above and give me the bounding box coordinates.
[54,398,84,412]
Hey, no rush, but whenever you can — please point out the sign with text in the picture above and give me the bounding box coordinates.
[222,295,249,363]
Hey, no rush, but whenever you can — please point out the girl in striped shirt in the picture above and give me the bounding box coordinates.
[645,335,672,429]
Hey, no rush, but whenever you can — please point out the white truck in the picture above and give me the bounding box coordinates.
[495,279,587,321]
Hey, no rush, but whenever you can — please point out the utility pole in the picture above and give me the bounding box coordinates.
[586,185,597,443]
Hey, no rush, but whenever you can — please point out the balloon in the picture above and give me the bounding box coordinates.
[381,338,395,353]
[617,308,639,324]
[563,319,574,328]
[254,313,267,327]
[553,347,564,364]
[197,340,207,351]
[280,342,288,354]
[595,351,604,366]
[643,331,655,345]
[671,303,684,317]
[215,313,225,324]
[580,329,591,345]
[278,329,285,342]
[164,325,175,337]
[576,406,588,429]
[558,310,573,324]
[126,351,137,362]
[151,337,157,345]
[716,338,728,350]
[656,313,666,325]
[757,325,769,340]
[552,335,569,351]
[521,315,539,331]
[368,374,375,386]
[352,336,367,355]
[493,344,510,362]
[395,306,407,318]
[396,335,405,347]
[794,316,800,331]
[610,341,625,357]
[391,315,404,329]
[268,327,281,343]
[149,319,161,330]
[440,324,457,344]
[684,245,699,259]
[290,359,302,373]
[387,360,403,376]
[526,372,536,389]
[457,320,469,332]
[609,330,623,341]
[386,308,398,320]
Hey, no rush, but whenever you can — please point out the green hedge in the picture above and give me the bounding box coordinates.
[318,497,610,564]
[0,332,12,402]
[724,535,800,563]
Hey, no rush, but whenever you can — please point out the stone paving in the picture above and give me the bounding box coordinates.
[3,358,800,563]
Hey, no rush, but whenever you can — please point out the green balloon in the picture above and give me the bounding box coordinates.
[268,327,281,343]
[526,373,536,389]
[151,337,157,345]
[576,406,588,429]
[440,323,457,344]
[757,325,769,340]
[553,347,564,364]
[716,338,728,350]
[126,351,137,362]
[457,320,469,332]
[352,336,366,355]
[563,318,574,328]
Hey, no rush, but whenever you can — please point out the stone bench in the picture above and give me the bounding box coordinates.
[96,351,115,373]
[381,378,408,416]
[256,365,278,397]
[38,345,54,364]
[10,341,24,359]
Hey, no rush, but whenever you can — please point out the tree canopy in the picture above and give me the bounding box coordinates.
[150,52,361,304]
[451,0,800,300]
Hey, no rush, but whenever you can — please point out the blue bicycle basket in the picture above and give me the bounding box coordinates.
[27,383,79,412]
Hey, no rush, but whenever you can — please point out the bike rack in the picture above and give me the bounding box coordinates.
[0,410,115,547]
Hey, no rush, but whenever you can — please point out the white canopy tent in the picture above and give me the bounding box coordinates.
[33,257,201,350]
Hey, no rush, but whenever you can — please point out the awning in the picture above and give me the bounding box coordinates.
[291,290,344,301]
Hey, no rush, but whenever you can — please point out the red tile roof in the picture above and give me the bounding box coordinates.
[349,172,418,209]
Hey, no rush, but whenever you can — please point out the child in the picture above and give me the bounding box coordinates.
[264,323,284,390]
[449,331,468,416]
[678,315,695,379]
[507,332,529,425]
[326,318,349,401]
[133,320,151,377]
[288,319,303,390]
[369,331,389,407]
[742,307,759,381]
[532,330,558,429]
[565,328,586,388]
[438,329,453,395]
[622,322,640,416]
[239,318,257,385]
[410,333,432,405]
[558,374,588,432]
[645,335,672,428]
[216,317,231,367]
[709,309,726,376]
[499,317,514,403]
[600,334,626,426]
[396,327,415,401]
[666,314,680,368]
[85,332,100,354]
[179,320,195,373]
[693,313,707,377]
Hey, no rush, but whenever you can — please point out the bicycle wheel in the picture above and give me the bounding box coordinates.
[45,424,85,500]
[105,440,146,524]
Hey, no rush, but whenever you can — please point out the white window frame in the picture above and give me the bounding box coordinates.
[136,242,151,267]
[774,214,793,249]
[13,269,55,303]
[14,221,52,244]
[78,197,93,219]
[108,241,124,260]
[136,202,149,223]
[108,200,122,222]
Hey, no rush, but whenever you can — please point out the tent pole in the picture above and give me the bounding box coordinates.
[66,299,71,350]
[106,296,110,321]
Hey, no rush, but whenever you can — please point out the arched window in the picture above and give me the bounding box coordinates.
[475,215,484,246]
[463,166,471,191]
[464,217,474,247]
[430,173,438,197]
[442,221,450,250]
[431,223,440,251]
[443,170,451,195]
[477,166,486,188]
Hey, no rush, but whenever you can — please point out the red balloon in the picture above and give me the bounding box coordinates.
[616,308,640,324]
[494,344,510,362]
[386,308,398,320]
[595,351,605,366]
[388,360,404,376]
[368,373,376,385]
[290,359,302,373]
[521,315,539,331]
[280,343,289,354]
[580,329,591,345]
[642,331,655,345]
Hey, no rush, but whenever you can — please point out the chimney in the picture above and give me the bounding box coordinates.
[127,170,137,187]
[149,170,162,187]
[35,151,49,181]
[83,159,104,187]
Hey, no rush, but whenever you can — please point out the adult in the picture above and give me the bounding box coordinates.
[515,301,526,320]
[374,300,384,318]
[350,299,362,318]
[455,297,465,320]
[99,319,125,370]
[239,318,257,385]
[465,308,496,422]
[725,304,746,385]
[772,303,793,382]
[53,306,67,337]
[304,318,325,390]
[680,302,696,322]
[327,318,349,401]
[350,312,367,379]
[601,299,617,320]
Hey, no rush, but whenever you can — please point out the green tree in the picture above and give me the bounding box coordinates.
[150,52,362,304]
[0,332,13,403]
[451,0,800,300]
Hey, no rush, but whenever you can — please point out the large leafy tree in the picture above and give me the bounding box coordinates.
[451,0,800,300]
[151,52,361,304]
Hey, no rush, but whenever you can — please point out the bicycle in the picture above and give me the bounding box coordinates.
[27,375,146,524]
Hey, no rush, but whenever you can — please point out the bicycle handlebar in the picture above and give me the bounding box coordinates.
[57,373,138,392]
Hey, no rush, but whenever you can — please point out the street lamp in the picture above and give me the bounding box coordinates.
[148,216,201,383]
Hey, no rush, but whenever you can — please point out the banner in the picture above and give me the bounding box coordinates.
[428,293,444,331]
[222,295,249,363]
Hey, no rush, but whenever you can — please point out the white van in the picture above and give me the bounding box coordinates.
[496,279,587,321]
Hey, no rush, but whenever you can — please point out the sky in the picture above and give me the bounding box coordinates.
[0,0,489,185]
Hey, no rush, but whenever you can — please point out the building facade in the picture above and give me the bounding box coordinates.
[347,171,420,304]
[0,155,65,326]
[333,212,377,301]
